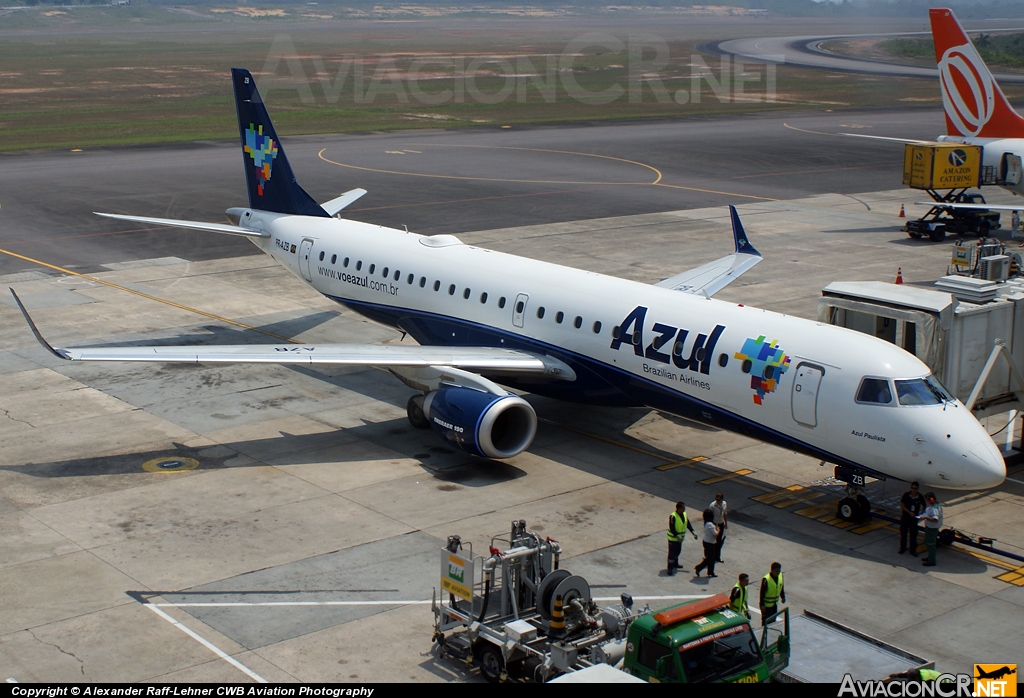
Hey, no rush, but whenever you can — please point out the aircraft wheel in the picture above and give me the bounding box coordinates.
[838,497,862,522]
[856,494,872,520]
[407,395,431,430]
[476,643,505,684]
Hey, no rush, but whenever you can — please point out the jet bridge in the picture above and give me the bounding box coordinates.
[818,281,1024,435]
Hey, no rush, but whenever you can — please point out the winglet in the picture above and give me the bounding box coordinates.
[730,206,761,257]
[9,288,72,361]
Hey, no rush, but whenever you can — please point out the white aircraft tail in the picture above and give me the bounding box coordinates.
[930,7,1024,139]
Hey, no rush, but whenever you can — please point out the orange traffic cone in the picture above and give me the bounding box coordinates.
[899,204,906,218]
[895,267,904,284]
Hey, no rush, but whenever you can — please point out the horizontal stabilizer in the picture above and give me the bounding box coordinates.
[656,205,762,297]
[321,188,368,216]
[94,212,269,238]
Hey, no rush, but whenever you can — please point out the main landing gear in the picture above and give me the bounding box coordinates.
[407,394,431,430]
[833,465,873,523]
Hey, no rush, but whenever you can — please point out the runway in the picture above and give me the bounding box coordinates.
[3,110,1024,683]
[0,107,946,277]
[716,28,1024,83]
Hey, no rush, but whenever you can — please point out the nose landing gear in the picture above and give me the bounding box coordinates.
[833,465,875,523]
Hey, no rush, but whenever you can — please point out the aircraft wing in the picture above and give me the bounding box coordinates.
[915,202,1024,212]
[94,212,269,238]
[655,206,762,297]
[10,289,574,379]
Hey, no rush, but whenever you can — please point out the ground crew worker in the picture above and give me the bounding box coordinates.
[729,573,750,618]
[918,492,943,567]
[709,492,728,563]
[666,501,697,576]
[759,562,785,625]
[885,668,953,683]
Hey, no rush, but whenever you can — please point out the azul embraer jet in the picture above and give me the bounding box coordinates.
[12,69,1005,522]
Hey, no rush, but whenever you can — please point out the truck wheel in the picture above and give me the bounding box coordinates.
[407,395,431,429]
[908,229,922,239]
[476,643,505,684]
[929,226,946,242]
[977,221,990,237]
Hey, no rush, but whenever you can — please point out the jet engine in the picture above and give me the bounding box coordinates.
[422,386,537,459]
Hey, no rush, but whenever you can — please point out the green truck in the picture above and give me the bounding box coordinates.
[622,594,790,683]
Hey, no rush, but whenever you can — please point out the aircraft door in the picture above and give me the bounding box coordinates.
[298,238,314,282]
[791,362,825,428]
[1001,153,1022,186]
[512,293,529,328]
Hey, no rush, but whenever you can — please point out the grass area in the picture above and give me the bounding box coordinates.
[879,34,1024,69]
[1,8,1021,152]
[828,33,1024,70]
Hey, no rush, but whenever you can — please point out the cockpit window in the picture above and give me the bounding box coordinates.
[895,376,954,406]
[857,378,893,405]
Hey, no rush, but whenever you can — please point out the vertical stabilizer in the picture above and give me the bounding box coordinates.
[231,68,329,217]
[930,8,1024,139]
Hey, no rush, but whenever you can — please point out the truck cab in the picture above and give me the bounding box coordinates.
[622,594,790,683]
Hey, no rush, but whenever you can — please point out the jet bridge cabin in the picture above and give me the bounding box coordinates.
[818,281,1024,427]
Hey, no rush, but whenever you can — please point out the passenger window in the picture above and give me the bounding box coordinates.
[344,257,350,267]
[498,297,507,309]
[463,288,471,300]
[516,300,525,313]
[556,311,564,324]
[434,280,441,292]
[449,284,456,296]
[537,307,545,319]
[407,273,414,284]
[394,270,401,282]
[369,264,375,274]
[480,292,488,304]
[419,277,426,288]
[382,267,389,277]
[319,251,325,261]
[331,254,337,265]
[574,316,583,329]
[857,378,893,405]
[356,261,362,271]
[593,321,602,334]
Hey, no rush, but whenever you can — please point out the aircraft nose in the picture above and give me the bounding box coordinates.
[965,440,1006,489]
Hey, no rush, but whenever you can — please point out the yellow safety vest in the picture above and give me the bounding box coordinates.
[730,583,748,615]
[667,511,688,542]
[763,573,783,607]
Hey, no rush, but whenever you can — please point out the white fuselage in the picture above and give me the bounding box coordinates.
[248,210,1005,490]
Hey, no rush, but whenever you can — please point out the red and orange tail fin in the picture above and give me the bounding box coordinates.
[930,7,1024,138]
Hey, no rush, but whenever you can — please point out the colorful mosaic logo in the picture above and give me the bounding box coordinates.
[735,336,791,405]
[244,124,278,196]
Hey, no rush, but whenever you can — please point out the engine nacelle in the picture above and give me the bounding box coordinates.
[423,387,537,459]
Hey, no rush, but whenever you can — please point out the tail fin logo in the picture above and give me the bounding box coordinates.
[938,42,995,137]
[244,124,279,196]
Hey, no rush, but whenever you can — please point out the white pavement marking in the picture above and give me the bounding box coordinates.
[144,603,268,683]
[152,594,711,608]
